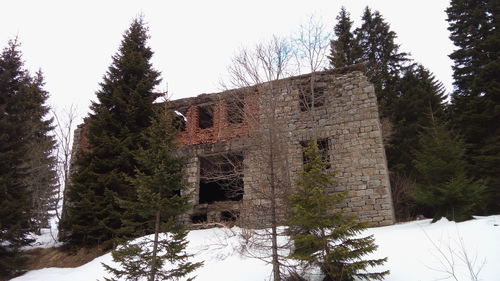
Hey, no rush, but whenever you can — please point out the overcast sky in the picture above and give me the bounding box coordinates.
[1,0,454,120]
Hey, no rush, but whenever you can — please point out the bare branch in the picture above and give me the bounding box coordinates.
[421,225,486,281]
[52,105,78,221]
[293,15,331,74]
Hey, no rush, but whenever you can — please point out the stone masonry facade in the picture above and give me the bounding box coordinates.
[168,66,395,227]
[70,66,395,227]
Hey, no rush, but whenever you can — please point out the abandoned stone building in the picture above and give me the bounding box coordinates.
[71,66,395,228]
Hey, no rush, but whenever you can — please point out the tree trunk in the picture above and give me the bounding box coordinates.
[271,205,280,281]
[148,210,161,281]
[270,170,280,281]
[269,102,281,281]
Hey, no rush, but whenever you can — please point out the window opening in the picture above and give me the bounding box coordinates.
[199,153,244,204]
[299,86,326,112]
[191,213,207,224]
[300,138,331,169]
[220,210,239,222]
[198,104,213,129]
[226,100,244,124]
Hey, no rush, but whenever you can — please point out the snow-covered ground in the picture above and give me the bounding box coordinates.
[13,215,500,281]
[23,216,62,250]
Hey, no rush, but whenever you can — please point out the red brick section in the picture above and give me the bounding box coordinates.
[76,94,259,150]
[76,120,90,152]
[178,93,259,146]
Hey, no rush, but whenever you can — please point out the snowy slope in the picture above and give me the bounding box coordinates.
[13,215,500,281]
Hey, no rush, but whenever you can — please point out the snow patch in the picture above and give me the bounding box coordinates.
[13,215,500,281]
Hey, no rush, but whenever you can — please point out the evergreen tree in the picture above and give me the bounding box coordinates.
[387,65,447,219]
[0,39,57,278]
[328,7,361,68]
[23,70,58,234]
[328,7,359,68]
[60,16,161,249]
[329,6,409,111]
[0,38,34,279]
[103,106,202,281]
[354,7,409,116]
[288,141,388,281]
[446,0,500,213]
[412,114,485,222]
[388,64,446,175]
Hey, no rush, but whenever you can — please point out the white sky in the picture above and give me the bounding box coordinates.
[1,0,454,120]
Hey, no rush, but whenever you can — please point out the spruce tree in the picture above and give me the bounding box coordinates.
[103,106,202,281]
[386,65,447,219]
[354,7,409,116]
[60,17,161,249]
[288,141,388,281]
[328,7,361,68]
[446,0,500,213]
[23,70,58,234]
[412,114,485,222]
[0,39,33,278]
[0,39,57,278]
[388,64,446,175]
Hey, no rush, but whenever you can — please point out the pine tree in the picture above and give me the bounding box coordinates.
[446,0,500,213]
[354,7,409,116]
[412,114,485,222]
[288,141,388,281]
[103,106,202,281]
[60,16,161,249]
[0,39,57,278]
[328,7,361,68]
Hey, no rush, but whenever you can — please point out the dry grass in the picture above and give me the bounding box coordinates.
[23,246,108,270]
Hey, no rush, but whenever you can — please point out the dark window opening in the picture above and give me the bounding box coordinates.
[226,100,244,124]
[198,105,213,129]
[300,138,331,169]
[220,210,239,222]
[299,86,326,112]
[199,180,243,203]
[199,153,244,204]
[191,213,207,224]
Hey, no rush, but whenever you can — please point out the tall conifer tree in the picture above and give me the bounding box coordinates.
[0,39,57,278]
[103,106,202,281]
[388,64,446,176]
[0,39,34,278]
[328,7,361,68]
[24,70,58,234]
[386,64,446,219]
[354,7,409,116]
[446,0,500,213]
[60,17,161,248]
